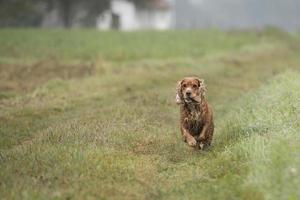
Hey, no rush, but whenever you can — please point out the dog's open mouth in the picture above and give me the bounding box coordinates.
[184,96,201,103]
[184,97,193,103]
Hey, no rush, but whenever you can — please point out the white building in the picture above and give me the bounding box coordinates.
[97,0,173,31]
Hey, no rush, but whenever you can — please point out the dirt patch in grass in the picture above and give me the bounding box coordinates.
[0,59,95,94]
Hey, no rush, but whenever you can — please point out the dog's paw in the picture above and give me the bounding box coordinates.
[187,138,197,147]
[199,142,204,150]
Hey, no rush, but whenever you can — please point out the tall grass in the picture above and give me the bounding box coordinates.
[218,72,300,200]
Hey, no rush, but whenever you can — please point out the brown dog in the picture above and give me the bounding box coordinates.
[176,77,214,149]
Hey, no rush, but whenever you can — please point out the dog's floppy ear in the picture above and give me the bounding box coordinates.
[176,80,183,104]
[198,78,206,96]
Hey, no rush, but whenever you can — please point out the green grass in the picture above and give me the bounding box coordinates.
[0,28,300,200]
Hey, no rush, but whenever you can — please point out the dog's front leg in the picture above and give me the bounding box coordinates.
[197,124,208,149]
[198,125,208,141]
[181,126,197,147]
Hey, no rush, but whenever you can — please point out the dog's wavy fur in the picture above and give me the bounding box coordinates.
[176,77,214,149]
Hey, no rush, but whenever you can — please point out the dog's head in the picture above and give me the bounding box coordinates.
[176,77,206,104]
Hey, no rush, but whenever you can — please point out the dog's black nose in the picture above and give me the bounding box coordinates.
[186,91,191,96]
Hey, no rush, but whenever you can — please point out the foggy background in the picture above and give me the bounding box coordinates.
[0,0,300,31]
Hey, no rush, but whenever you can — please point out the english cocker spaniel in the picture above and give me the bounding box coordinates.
[176,77,214,149]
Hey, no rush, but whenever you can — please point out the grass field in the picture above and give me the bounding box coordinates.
[0,28,300,200]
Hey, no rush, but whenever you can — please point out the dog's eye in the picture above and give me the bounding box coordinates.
[192,84,197,88]
[182,84,187,88]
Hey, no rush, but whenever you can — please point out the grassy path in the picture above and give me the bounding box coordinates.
[0,29,300,199]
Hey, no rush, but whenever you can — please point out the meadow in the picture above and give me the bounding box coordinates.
[0,28,299,200]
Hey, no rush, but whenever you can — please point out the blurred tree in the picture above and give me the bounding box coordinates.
[55,0,151,27]
[59,0,72,28]
[80,0,110,27]
[57,0,110,28]
[0,0,111,28]
[0,0,44,27]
